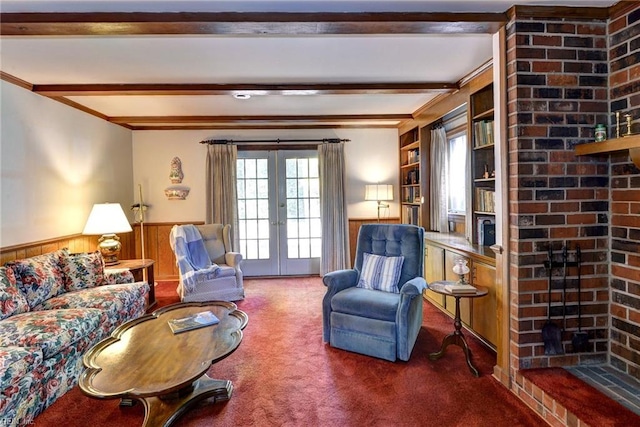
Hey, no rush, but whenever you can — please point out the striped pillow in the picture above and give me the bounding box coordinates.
[357,253,405,293]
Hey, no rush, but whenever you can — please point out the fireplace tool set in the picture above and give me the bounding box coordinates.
[542,245,588,355]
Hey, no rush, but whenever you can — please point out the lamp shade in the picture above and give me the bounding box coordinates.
[82,203,133,235]
[364,184,393,201]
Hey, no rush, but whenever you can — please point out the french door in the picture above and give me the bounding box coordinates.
[236,150,321,276]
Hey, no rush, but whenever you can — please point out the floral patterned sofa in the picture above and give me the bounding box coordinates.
[0,248,150,427]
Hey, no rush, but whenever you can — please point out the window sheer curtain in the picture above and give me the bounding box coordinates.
[318,143,350,275]
[206,144,239,249]
[430,127,449,232]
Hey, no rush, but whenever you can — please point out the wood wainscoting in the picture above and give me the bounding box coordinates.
[348,218,400,266]
[131,222,203,281]
[0,223,196,282]
[0,219,400,281]
[0,233,136,265]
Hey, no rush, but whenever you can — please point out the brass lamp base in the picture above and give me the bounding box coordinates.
[98,233,122,265]
[376,201,389,222]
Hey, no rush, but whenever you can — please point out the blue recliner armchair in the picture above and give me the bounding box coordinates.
[322,223,426,362]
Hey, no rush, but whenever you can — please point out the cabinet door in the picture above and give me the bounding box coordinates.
[424,244,444,307]
[471,261,497,346]
[444,251,471,325]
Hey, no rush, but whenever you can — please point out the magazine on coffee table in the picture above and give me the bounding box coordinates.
[168,310,220,334]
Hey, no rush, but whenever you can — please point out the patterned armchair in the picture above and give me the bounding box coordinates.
[170,224,244,302]
[322,223,426,362]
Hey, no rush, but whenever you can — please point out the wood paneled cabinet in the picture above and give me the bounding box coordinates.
[471,260,497,346]
[423,233,497,349]
[424,243,444,306]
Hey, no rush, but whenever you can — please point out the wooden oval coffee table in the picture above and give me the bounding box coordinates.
[79,301,248,427]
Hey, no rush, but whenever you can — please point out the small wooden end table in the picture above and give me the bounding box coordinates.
[426,281,488,377]
[79,302,248,427]
[108,259,156,309]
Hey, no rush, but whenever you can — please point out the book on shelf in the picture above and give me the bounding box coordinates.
[477,216,496,246]
[474,188,496,213]
[473,120,495,148]
[402,205,420,225]
[168,310,220,334]
[406,148,419,165]
[402,186,421,204]
[404,169,419,185]
[444,283,478,295]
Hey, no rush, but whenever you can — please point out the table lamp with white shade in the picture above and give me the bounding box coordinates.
[82,203,133,265]
[453,258,471,285]
[365,184,393,222]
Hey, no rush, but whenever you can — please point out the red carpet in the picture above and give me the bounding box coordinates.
[522,368,640,427]
[35,277,544,426]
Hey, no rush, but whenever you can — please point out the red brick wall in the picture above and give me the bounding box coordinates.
[506,13,611,374]
[608,3,640,380]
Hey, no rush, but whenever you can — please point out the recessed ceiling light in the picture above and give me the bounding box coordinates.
[233,93,251,100]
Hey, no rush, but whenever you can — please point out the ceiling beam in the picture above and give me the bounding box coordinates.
[51,97,133,129]
[109,114,412,124]
[0,12,506,36]
[0,71,33,91]
[33,82,458,96]
[129,123,398,131]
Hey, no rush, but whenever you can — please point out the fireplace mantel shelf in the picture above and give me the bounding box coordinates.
[575,134,640,168]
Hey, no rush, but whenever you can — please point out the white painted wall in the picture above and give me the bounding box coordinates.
[0,80,399,249]
[0,81,134,247]
[132,128,399,223]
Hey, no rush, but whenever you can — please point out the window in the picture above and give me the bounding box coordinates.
[448,133,467,214]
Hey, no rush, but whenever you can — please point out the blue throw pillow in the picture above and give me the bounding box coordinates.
[357,253,404,293]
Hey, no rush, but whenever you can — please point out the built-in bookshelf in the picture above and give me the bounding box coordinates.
[399,127,422,226]
[470,83,496,246]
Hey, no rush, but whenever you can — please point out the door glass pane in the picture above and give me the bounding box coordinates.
[311,238,322,258]
[299,218,310,238]
[297,159,309,177]
[257,199,269,218]
[288,241,299,258]
[257,179,269,199]
[258,219,270,239]
[299,239,310,258]
[256,159,268,178]
[286,178,297,198]
[286,159,297,177]
[246,159,256,178]
[288,219,299,238]
[298,178,309,197]
[246,199,257,219]
[309,158,319,177]
[310,199,320,217]
[258,240,269,259]
[310,218,321,238]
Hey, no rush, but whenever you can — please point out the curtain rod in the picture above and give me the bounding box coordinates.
[200,138,349,145]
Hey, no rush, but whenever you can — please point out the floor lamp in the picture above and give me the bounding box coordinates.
[365,184,393,222]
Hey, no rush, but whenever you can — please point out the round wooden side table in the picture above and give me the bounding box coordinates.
[427,280,488,377]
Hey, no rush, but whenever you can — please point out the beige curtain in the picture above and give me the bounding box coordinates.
[206,144,239,249]
[430,127,449,232]
[318,143,350,275]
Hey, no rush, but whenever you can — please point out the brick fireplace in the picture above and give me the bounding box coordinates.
[505,1,640,387]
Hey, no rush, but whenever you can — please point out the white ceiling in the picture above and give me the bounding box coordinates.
[0,1,619,130]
